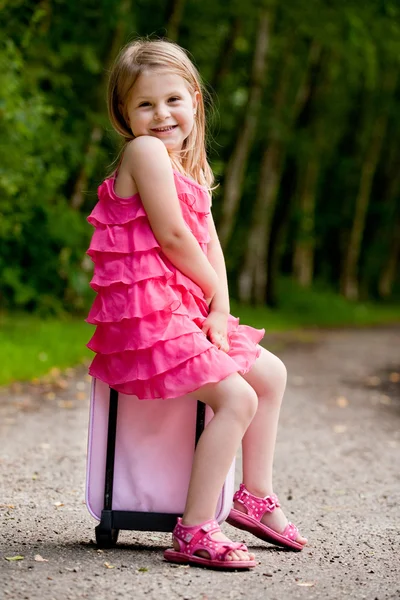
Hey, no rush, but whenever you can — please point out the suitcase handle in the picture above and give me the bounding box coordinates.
[104,388,119,511]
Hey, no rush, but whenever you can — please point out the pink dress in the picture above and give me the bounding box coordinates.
[86,170,264,399]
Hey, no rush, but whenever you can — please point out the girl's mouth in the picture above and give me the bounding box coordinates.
[151,125,178,133]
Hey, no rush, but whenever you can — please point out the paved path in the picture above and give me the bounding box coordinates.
[0,327,399,600]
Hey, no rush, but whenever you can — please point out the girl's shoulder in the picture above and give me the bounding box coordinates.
[93,134,211,218]
[124,136,171,180]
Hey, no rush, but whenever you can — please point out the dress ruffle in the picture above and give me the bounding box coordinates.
[86,170,265,399]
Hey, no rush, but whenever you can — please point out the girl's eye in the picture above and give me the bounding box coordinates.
[168,97,180,102]
[138,102,151,107]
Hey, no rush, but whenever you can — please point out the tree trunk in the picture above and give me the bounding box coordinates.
[218,9,272,249]
[266,205,288,308]
[238,39,320,305]
[377,164,400,299]
[70,127,103,209]
[165,0,186,41]
[341,70,398,300]
[375,149,400,299]
[238,143,283,303]
[293,156,320,287]
[237,38,295,304]
[340,117,385,299]
[69,0,132,209]
[291,45,328,289]
[210,16,242,95]
[266,41,322,305]
[341,125,389,299]
[378,218,400,298]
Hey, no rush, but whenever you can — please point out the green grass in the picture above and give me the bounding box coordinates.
[1,281,399,386]
[232,279,400,331]
[0,313,93,386]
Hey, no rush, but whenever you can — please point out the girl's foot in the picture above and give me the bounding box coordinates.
[164,518,256,569]
[174,523,255,562]
[227,484,307,551]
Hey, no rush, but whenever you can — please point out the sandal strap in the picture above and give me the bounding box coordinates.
[173,518,220,544]
[282,522,299,541]
[233,483,280,521]
[172,518,249,561]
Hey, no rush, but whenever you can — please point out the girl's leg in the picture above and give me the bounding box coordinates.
[239,347,307,544]
[179,372,258,562]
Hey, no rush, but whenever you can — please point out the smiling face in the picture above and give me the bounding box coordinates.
[125,70,199,153]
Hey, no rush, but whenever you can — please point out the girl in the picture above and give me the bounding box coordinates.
[86,39,307,570]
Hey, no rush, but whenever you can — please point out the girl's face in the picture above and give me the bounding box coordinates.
[125,70,199,153]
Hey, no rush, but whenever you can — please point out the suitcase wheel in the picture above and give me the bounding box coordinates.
[95,526,119,549]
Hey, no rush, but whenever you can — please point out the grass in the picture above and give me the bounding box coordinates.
[1,281,399,386]
[0,312,93,386]
[232,279,400,331]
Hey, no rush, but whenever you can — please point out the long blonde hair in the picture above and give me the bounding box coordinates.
[107,38,214,189]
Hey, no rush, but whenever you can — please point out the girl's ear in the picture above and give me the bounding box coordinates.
[193,89,200,111]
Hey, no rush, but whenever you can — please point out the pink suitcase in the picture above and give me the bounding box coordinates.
[86,378,235,547]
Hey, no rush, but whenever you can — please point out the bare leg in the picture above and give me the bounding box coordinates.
[175,372,258,562]
[240,347,307,545]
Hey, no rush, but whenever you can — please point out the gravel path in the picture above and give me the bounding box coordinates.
[0,326,399,600]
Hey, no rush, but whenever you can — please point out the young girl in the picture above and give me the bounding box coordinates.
[86,39,307,570]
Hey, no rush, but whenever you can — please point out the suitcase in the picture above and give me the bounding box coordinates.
[86,378,235,548]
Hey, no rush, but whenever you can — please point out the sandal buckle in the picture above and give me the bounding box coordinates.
[265,496,277,511]
[236,486,249,504]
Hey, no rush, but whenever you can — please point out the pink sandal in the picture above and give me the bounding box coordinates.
[226,484,305,551]
[164,517,256,570]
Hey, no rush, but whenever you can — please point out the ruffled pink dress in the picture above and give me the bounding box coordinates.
[86,170,264,399]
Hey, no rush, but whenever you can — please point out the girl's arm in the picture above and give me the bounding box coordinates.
[206,213,230,315]
[123,136,219,299]
[199,213,230,352]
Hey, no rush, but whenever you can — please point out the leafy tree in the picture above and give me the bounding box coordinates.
[0,0,399,313]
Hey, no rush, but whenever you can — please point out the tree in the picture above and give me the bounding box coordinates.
[217,7,272,249]
[341,70,398,300]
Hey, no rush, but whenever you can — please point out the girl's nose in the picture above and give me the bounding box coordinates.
[154,104,170,120]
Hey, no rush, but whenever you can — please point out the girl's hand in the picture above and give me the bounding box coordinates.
[201,311,229,353]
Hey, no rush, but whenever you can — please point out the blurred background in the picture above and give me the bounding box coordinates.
[1,0,399,384]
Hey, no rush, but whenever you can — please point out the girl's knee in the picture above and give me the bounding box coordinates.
[273,355,287,387]
[225,379,258,425]
[239,383,259,422]
[267,355,287,398]
[212,376,258,425]
[253,351,287,400]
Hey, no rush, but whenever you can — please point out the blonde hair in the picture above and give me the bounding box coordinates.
[107,38,214,189]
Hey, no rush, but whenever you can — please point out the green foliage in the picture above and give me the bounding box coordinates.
[0,38,91,312]
[0,0,399,314]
